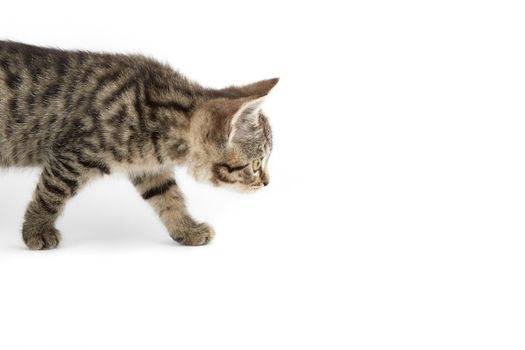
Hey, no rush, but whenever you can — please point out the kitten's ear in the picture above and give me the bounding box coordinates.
[228,96,266,144]
[217,78,279,98]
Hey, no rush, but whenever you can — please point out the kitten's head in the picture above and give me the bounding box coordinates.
[188,78,278,192]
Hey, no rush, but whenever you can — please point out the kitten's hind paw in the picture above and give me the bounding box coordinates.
[171,222,215,246]
[23,225,61,250]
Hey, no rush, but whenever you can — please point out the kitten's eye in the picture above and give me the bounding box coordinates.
[252,159,262,172]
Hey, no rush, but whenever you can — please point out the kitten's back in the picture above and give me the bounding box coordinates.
[0,41,169,167]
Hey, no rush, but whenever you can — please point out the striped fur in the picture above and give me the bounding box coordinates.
[0,40,277,250]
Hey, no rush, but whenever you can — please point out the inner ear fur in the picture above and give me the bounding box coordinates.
[204,95,264,145]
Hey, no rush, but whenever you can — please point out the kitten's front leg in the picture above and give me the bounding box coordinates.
[130,170,214,246]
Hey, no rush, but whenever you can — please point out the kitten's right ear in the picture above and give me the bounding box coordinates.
[203,95,266,145]
[228,96,266,144]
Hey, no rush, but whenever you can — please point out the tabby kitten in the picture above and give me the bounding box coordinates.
[0,41,277,250]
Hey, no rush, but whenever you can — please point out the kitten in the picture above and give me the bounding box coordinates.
[0,41,277,250]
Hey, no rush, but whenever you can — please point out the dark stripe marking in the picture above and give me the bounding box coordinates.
[102,78,136,107]
[37,194,58,215]
[5,71,22,89]
[41,82,61,105]
[142,179,176,200]
[131,175,145,186]
[78,158,110,175]
[55,157,81,177]
[42,177,67,197]
[218,163,249,173]
[151,131,163,163]
[145,90,193,113]
[48,167,79,193]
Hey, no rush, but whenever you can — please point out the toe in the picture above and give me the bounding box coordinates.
[42,233,60,249]
[26,236,45,250]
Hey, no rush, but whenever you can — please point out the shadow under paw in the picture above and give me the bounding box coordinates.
[171,222,215,246]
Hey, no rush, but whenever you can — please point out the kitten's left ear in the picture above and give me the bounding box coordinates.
[228,96,266,143]
[217,78,279,99]
[235,78,279,98]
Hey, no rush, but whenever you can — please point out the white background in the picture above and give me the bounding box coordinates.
[1,1,524,349]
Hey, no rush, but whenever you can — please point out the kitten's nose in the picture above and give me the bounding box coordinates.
[263,179,269,187]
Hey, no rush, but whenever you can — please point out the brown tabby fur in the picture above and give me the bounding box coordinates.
[0,41,277,250]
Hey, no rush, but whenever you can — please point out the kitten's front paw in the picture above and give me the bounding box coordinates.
[171,222,215,246]
[22,225,61,250]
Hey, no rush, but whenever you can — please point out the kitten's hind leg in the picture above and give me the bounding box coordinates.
[22,157,90,250]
